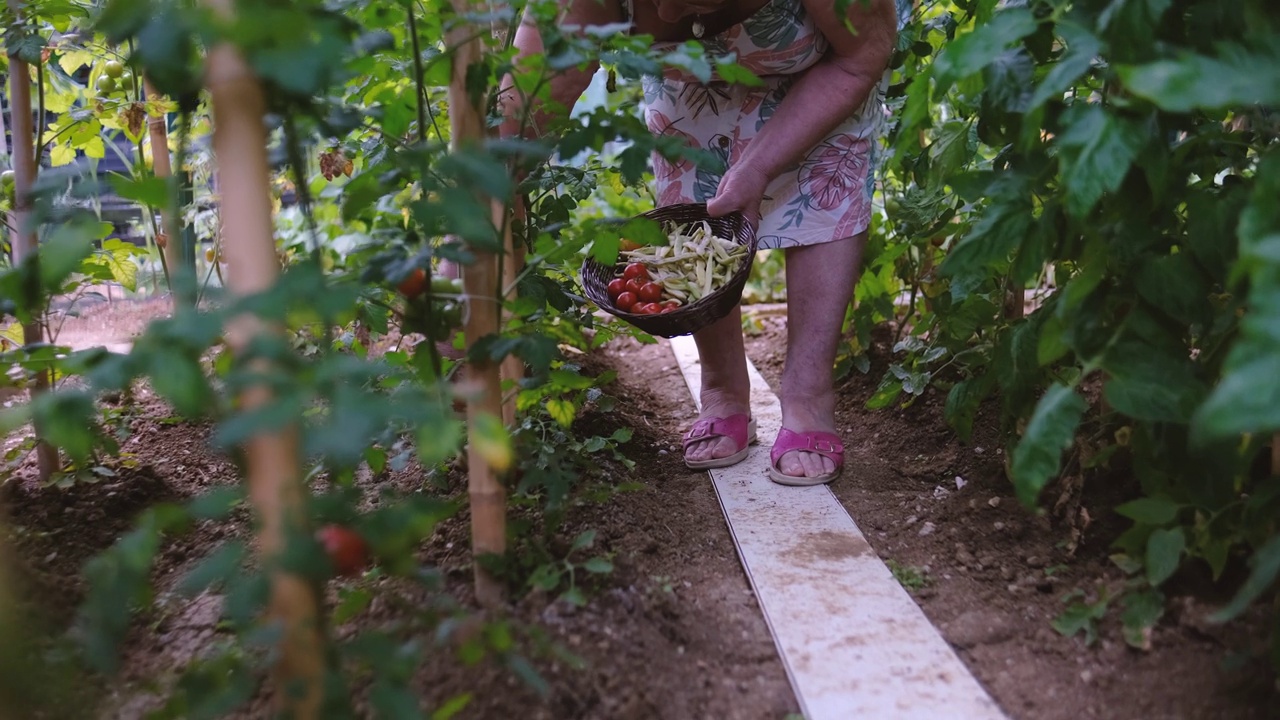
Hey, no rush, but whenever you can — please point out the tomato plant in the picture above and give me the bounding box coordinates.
[0,0,1277,715]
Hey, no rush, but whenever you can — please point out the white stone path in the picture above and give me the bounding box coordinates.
[668,336,1006,720]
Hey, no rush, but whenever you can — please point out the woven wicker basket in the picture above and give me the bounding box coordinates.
[581,204,758,338]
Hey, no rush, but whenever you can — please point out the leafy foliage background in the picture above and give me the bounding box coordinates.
[0,0,1278,713]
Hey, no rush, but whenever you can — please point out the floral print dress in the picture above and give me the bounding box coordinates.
[637,0,901,248]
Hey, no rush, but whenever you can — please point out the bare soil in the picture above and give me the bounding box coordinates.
[1,296,1278,719]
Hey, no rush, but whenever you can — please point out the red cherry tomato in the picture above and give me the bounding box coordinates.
[624,277,644,295]
[647,302,668,314]
[638,281,663,303]
[622,263,650,281]
[397,268,427,298]
[660,304,678,314]
[615,291,638,312]
[606,278,627,298]
[662,300,682,310]
[316,524,370,577]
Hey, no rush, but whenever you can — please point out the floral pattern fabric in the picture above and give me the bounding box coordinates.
[640,0,898,248]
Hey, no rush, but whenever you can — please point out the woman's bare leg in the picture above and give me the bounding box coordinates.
[683,306,753,463]
[776,232,866,479]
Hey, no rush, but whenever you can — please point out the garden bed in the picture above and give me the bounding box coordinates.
[2,298,1277,719]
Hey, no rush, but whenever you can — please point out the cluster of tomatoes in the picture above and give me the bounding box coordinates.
[94,60,135,98]
[608,263,680,315]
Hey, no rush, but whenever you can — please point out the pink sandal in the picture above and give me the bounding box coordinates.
[769,428,844,486]
[683,414,758,470]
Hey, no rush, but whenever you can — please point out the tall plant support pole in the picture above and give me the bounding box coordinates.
[447,0,507,608]
[6,9,58,482]
[144,80,183,295]
[500,199,525,427]
[203,0,325,714]
[492,11,524,428]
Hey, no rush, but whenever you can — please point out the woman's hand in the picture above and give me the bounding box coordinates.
[706,162,770,227]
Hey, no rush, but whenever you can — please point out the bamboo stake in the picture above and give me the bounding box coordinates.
[447,0,507,608]
[144,80,183,296]
[6,12,59,482]
[499,198,525,427]
[491,0,523,428]
[203,1,325,715]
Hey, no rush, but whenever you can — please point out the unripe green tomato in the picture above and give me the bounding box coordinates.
[95,75,118,95]
[119,70,134,88]
[440,302,463,330]
[430,276,458,296]
[102,60,124,79]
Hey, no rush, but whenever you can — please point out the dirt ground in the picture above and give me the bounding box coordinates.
[2,296,1278,719]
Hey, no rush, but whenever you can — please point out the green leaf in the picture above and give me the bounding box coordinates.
[1114,497,1180,525]
[1119,53,1280,112]
[1135,254,1210,326]
[1210,534,1280,623]
[188,487,243,520]
[1194,353,1280,440]
[944,377,986,442]
[333,587,373,625]
[1056,106,1146,218]
[39,232,95,290]
[927,121,976,187]
[932,9,1039,92]
[582,557,613,574]
[1027,24,1102,110]
[545,397,576,428]
[570,529,596,552]
[369,681,424,720]
[109,175,172,208]
[1102,341,1207,424]
[415,414,463,468]
[1120,588,1165,651]
[1052,595,1108,645]
[865,376,903,410]
[548,369,594,390]
[431,694,473,720]
[176,542,246,597]
[1010,384,1088,506]
[32,391,99,464]
[715,59,764,87]
[940,196,1033,278]
[1145,527,1185,586]
[470,412,513,472]
[528,563,561,591]
[505,654,550,697]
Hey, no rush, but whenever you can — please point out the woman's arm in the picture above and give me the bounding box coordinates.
[498,0,624,140]
[707,0,897,222]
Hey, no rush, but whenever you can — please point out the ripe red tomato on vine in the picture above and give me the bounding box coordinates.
[398,268,427,298]
[316,525,370,577]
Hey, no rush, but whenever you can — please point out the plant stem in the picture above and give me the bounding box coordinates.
[405,1,444,380]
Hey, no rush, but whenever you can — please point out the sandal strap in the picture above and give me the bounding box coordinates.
[682,414,750,450]
[770,428,844,467]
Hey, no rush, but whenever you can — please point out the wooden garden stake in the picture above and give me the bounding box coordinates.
[144,80,183,294]
[6,9,59,482]
[203,1,325,714]
[491,0,525,428]
[500,199,525,427]
[447,0,507,608]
